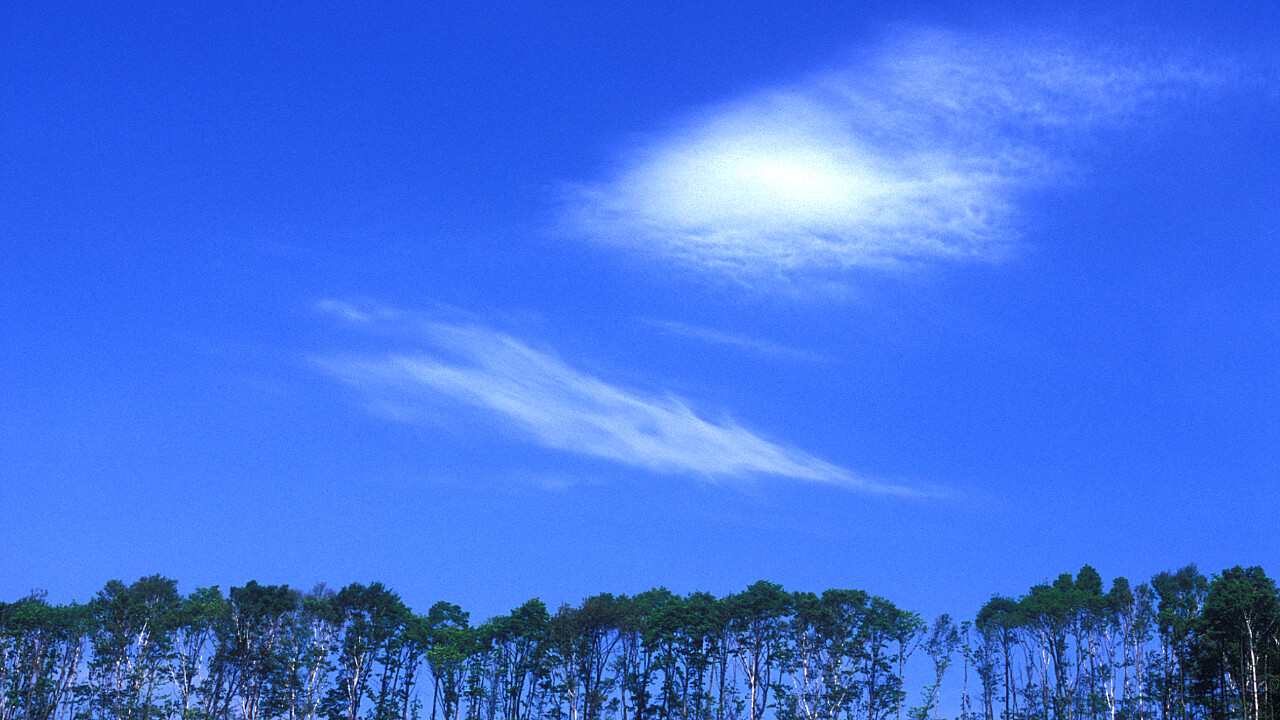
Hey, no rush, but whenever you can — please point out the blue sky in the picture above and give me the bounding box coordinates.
[3,0,1279,630]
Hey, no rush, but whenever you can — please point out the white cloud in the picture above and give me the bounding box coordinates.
[639,318,828,362]
[562,27,1225,289]
[317,308,914,495]
[316,298,375,323]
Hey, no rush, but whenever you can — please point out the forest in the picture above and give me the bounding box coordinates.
[3,565,1279,720]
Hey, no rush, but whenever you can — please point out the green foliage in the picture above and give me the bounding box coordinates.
[1191,567,1280,720]
[6,567,1279,720]
[0,591,93,720]
[322,582,410,720]
[87,575,181,720]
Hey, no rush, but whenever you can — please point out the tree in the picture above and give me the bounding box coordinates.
[280,585,342,720]
[727,581,793,720]
[878,597,924,720]
[225,581,300,720]
[486,599,551,720]
[779,588,875,720]
[616,588,675,720]
[1152,566,1208,720]
[322,582,410,720]
[169,586,229,720]
[87,575,181,720]
[912,615,961,720]
[423,602,472,720]
[1192,567,1280,720]
[0,591,92,720]
[976,596,1022,720]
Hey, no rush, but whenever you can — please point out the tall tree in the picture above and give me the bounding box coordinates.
[727,581,793,720]
[487,599,551,720]
[1193,567,1280,720]
[226,581,300,720]
[281,585,342,720]
[878,597,923,720]
[323,582,410,720]
[169,586,229,720]
[976,597,1022,720]
[0,592,92,720]
[1152,566,1209,720]
[87,576,181,720]
[912,614,962,720]
[423,602,472,720]
[779,588,876,720]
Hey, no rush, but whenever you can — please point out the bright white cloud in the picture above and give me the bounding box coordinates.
[317,306,914,494]
[563,28,1225,288]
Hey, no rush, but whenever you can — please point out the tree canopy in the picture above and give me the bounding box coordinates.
[2,565,1276,720]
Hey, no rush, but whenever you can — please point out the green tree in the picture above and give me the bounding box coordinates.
[727,581,793,720]
[169,586,229,720]
[87,575,181,720]
[422,602,472,720]
[226,581,300,720]
[1192,567,1280,720]
[322,582,410,720]
[281,585,342,720]
[779,588,871,720]
[1151,566,1208,720]
[876,597,923,720]
[0,592,93,720]
[486,599,551,720]
[912,614,962,720]
[976,596,1022,720]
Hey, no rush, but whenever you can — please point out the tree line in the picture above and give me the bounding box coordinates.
[2,565,1278,720]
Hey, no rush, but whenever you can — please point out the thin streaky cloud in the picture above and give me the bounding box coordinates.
[639,318,829,362]
[562,27,1230,290]
[317,308,915,495]
[316,299,376,323]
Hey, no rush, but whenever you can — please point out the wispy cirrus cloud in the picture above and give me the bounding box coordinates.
[562,27,1228,290]
[316,301,914,494]
[638,318,828,362]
